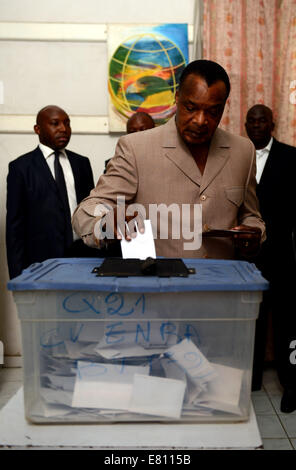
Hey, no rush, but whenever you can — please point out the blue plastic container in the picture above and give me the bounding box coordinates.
[8,258,269,424]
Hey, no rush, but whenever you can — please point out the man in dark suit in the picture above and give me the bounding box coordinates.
[6,105,96,279]
[245,104,296,412]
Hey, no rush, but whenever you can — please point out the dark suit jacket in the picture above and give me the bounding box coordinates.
[255,138,296,283]
[6,146,95,279]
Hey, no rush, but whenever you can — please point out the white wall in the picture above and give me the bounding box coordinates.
[0,0,196,365]
[0,0,195,23]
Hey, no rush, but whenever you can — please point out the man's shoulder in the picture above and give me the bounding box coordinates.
[10,148,91,170]
[270,139,296,170]
[271,138,296,154]
[216,127,254,149]
[65,149,90,162]
[9,148,40,169]
[119,118,170,146]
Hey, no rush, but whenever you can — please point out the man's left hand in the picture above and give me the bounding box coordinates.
[231,224,262,258]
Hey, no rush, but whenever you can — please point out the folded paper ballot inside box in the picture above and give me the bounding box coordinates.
[195,363,244,415]
[37,338,245,421]
[7,257,269,423]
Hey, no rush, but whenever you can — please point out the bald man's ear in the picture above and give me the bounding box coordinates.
[175,90,179,105]
[271,121,275,132]
[34,124,40,136]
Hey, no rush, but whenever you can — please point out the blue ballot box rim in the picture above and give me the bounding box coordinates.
[7,258,269,292]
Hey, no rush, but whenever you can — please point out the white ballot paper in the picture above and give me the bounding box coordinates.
[41,388,73,408]
[97,344,165,359]
[42,374,76,391]
[194,363,244,415]
[128,374,186,419]
[71,361,149,410]
[64,341,103,360]
[160,356,206,404]
[165,339,217,386]
[120,219,156,259]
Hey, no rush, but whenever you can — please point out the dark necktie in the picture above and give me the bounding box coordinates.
[54,151,73,246]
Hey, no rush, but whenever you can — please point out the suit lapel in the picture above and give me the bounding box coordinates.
[162,118,202,187]
[32,147,59,195]
[258,139,277,190]
[162,120,231,192]
[200,128,231,194]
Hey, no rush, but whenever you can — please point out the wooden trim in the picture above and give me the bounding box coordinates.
[0,22,193,42]
[0,115,110,134]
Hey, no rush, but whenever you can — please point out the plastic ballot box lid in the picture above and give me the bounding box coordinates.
[7,258,269,293]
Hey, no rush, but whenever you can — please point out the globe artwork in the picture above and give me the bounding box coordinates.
[108,30,187,127]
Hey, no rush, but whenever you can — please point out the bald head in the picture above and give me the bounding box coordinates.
[34,105,71,150]
[126,112,155,134]
[245,104,274,149]
[36,105,66,125]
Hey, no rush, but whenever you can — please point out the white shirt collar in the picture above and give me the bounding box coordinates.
[39,143,67,159]
[256,137,273,156]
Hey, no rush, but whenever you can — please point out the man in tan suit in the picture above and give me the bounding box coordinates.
[73,60,265,259]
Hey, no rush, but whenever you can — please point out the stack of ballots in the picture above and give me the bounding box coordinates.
[37,330,244,422]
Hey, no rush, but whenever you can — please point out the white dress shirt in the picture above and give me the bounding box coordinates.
[255,137,273,183]
[39,143,78,240]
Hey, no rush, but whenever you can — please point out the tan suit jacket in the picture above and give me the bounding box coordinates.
[72,117,265,259]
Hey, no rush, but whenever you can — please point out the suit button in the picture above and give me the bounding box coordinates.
[200,195,207,201]
[203,223,209,232]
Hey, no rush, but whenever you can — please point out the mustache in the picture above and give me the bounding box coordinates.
[187,127,208,133]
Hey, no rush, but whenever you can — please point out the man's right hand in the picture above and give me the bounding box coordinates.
[113,205,145,241]
[94,204,145,246]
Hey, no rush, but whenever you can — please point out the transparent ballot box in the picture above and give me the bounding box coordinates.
[8,258,268,424]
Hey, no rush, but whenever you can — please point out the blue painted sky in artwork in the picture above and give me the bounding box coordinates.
[153,24,189,64]
[122,24,188,65]
[124,46,185,70]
